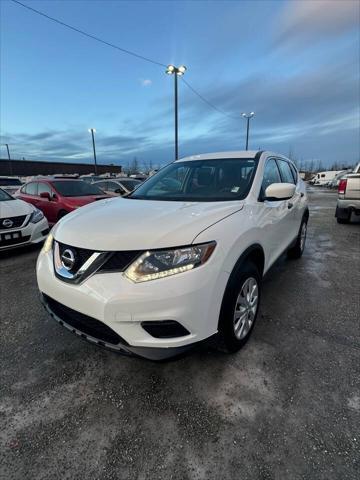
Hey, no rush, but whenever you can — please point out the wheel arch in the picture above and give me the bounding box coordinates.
[229,243,265,280]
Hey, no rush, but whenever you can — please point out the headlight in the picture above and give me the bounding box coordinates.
[30,208,44,223]
[41,232,53,254]
[125,242,216,283]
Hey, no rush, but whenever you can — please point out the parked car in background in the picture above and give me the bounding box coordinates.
[80,175,105,184]
[37,151,309,360]
[0,176,23,195]
[130,174,148,181]
[0,187,49,250]
[335,162,360,223]
[16,178,109,225]
[329,170,352,189]
[94,178,142,196]
[310,170,342,186]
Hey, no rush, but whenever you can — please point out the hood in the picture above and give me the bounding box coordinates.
[54,197,244,250]
[64,195,109,207]
[0,198,35,218]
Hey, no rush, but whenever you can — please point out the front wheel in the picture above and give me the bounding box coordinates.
[287,218,307,259]
[217,261,261,353]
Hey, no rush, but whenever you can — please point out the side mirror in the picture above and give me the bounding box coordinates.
[265,183,296,201]
[115,188,123,195]
[40,192,51,201]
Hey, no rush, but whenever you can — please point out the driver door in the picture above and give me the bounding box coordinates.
[259,158,294,269]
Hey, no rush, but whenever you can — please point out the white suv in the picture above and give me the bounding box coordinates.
[37,151,308,360]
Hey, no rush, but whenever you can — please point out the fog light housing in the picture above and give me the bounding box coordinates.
[141,320,190,339]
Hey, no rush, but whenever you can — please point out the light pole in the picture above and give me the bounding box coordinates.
[2,143,12,175]
[241,112,255,150]
[88,128,98,175]
[166,64,187,160]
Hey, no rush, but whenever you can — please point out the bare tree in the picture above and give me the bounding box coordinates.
[129,157,139,175]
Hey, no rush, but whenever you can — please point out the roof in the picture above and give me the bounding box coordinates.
[27,177,81,182]
[178,151,261,162]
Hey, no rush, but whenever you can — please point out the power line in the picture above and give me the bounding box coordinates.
[181,78,240,121]
[11,0,240,121]
[11,0,167,68]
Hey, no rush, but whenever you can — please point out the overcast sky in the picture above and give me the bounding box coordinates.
[0,0,359,168]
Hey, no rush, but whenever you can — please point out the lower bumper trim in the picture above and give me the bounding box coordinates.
[40,293,195,360]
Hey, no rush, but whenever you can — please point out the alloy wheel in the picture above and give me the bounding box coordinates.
[300,222,307,252]
[233,277,259,340]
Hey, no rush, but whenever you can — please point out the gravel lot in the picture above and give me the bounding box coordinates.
[1,188,359,480]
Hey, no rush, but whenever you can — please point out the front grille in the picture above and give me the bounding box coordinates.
[0,215,27,230]
[0,235,30,247]
[56,242,141,273]
[57,242,94,274]
[100,251,141,272]
[43,294,127,345]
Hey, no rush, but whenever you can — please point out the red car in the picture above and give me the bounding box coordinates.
[16,178,110,225]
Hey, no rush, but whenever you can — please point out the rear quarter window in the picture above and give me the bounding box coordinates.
[289,164,298,183]
[25,182,38,195]
[277,160,295,184]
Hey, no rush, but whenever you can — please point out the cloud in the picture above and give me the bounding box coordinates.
[140,79,152,87]
[276,0,359,45]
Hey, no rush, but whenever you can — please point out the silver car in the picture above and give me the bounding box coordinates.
[94,178,142,196]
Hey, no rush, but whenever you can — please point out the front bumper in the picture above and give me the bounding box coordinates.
[40,293,196,360]
[0,217,49,251]
[37,245,229,359]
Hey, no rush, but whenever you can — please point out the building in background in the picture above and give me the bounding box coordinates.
[0,159,121,176]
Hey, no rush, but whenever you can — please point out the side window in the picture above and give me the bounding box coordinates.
[262,158,281,194]
[289,163,298,183]
[38,183,52,196]
[96,181,107,190]
[107,182,122,193]
[277,160,295,184]
[26,182,38,196]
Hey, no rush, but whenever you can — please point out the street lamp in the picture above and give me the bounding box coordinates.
[1,143,12,175]
[88,128,98,175]
[166,64,187,160]
[241,112,255,150]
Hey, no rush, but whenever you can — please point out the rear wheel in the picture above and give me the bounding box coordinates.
[337,214,351,224]
[287,217,307,259]
[217,261,261,353]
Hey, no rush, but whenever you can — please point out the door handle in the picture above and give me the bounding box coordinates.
[288,202,293,209]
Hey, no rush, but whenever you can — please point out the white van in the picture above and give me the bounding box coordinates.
[311,171,342,186]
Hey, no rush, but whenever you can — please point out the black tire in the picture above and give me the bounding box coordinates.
[217,261,261,353]
[337,215,350,224]
[57,210,68,221]
[287,217,308,259]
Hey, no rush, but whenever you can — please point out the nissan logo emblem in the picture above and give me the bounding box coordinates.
[61,249,76,271]
[2,218,13,228]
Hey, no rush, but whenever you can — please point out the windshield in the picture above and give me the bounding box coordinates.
[129,158,258,201]
[52,181,105,197]
[121,179,141,191]
[0,188,14,201]
[0,178,22,186]
[81,176,103,183]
